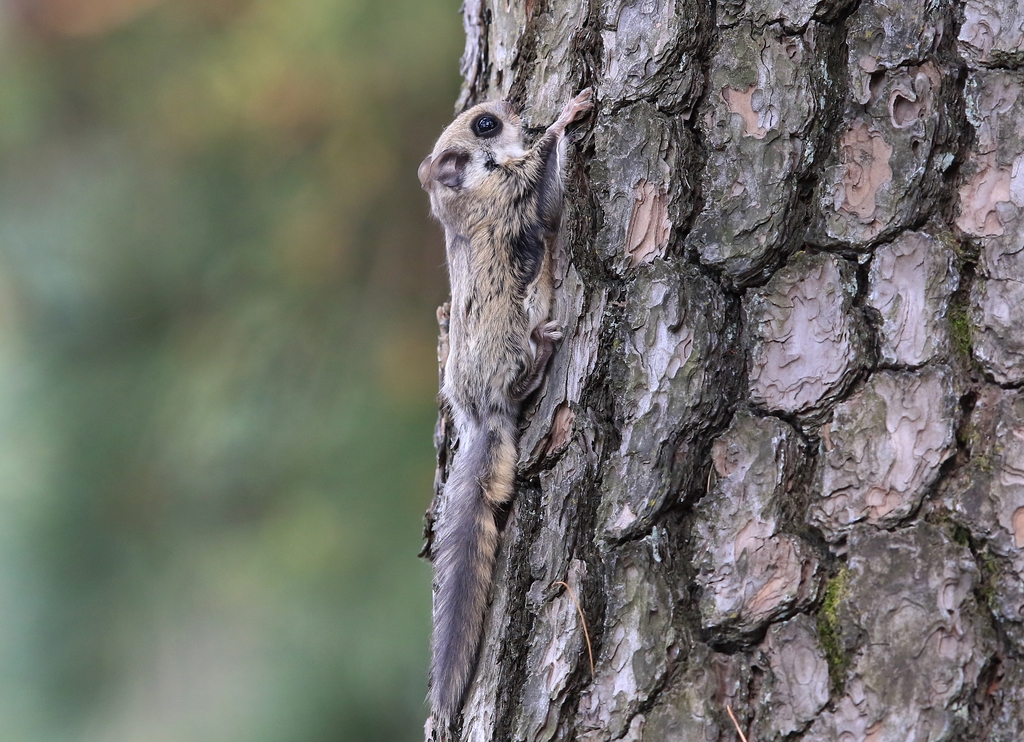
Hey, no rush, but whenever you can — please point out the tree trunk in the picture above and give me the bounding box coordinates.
[424,0,1024,739]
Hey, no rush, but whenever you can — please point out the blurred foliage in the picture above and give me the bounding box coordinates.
[0,0,462,740]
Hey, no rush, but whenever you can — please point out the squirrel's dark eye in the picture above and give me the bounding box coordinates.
[471,114,502,138]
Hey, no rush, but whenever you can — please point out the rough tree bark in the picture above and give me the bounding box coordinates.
[423,0,1024,739]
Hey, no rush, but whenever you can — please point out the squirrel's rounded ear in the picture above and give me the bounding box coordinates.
[430,149,470,189]
[418,154,434,189]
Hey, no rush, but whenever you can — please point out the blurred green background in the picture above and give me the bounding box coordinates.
[0,1,461,740]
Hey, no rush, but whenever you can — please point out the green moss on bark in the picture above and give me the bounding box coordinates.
[817,566,850,694]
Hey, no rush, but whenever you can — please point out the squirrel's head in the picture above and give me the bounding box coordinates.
[418,101,525,196]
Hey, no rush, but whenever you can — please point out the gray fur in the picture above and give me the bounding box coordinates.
[428,417,507,723]
[419,89,593,728]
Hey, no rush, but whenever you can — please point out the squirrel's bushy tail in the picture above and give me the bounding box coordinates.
[429,414,517,726]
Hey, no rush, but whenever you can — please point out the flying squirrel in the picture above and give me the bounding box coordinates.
[418,88,593,726]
